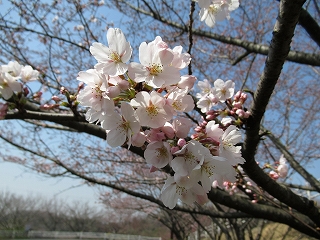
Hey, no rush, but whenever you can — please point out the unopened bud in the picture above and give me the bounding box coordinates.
[177,138,186,147]
[234,91,241,102]
[23,87,29,96]
[33,92,42,101]
[233,101,242,109]
[51,95,61,102]
[40,103,59,110]
[236,109,245,118]
[0,103,8,119]
[206,114,215,120]
[78,82,85,91]
[171,146,180,154]
[60,87,67,94]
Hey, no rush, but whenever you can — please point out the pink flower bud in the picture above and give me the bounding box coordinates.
[161,122,175,139]
[200,121,207,127]
[60,87,67,94]
[51,95,61,102]
[236,109,245,118]
[233,101,242,109]
[177,138,186,147]
[191,134,198,139]
[240,92,247,102]
[23,87,29,96]
[170,146,180,154]
[147,129,166,142]
[234,91,241,101]
[33,92,42,101]
[194,126,203,132]
[206,114,215,120]
[244,111,251,118]
[206,110,214,115]
[269,170,279,180]
[0,103,8,119]
[40,104,59,110]
[212,180,219,188]
[173,117,193,138]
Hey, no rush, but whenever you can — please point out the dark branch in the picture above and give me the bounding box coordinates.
[242,0,320,228]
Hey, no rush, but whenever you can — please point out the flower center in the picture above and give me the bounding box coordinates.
[172,100,183,111]
[92,85,103,99]
[184,150,198,165]
[220,88,226,95]
[146,104,159,117]
[208,5,219,14]
[110,52,121,63]
[0,80,9,88]
[157,146,169,159]
[176,185,187,196]
[147,63,163,76]
[203,163,215,177]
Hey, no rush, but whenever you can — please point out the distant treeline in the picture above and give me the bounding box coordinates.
[0,191,167,237]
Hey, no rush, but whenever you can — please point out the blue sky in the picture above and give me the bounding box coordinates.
[0,0,126,209]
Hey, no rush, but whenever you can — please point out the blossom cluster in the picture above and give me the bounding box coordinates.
[197,0,239,27]
[0,61,39,100]
[76,28,247,209]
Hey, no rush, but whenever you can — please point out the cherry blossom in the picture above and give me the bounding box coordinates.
[77,69,114,122]
[90,28,132,76]
[166,89,194,115]
[0,72,22,100]
[213,79,235,102]
[144,141,173,168]
[101,102,140,147]
[193,155,232,192]
[219,125,245,165]
[131,132,147,147]
[196,94,218,113]
[20,65,39,82]
[161,174,208,209]
[196,79,213,98]
[1,61,22,77]
[130,91,172,128]
[171,140,206,177]
[128,36,181,88]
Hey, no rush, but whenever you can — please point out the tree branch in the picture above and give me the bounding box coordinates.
[298,8,320,47]
[241,0,320,228]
